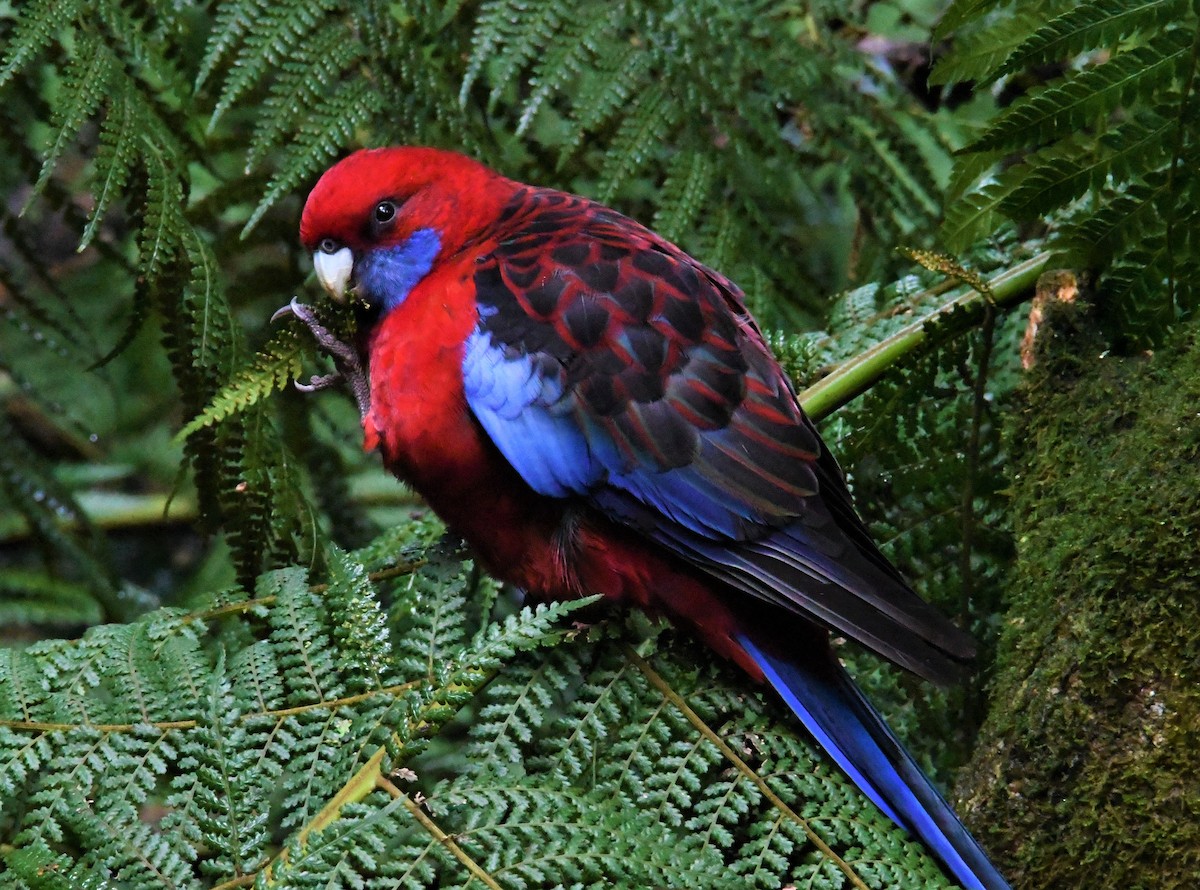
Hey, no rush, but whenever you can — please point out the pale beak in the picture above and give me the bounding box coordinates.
[313,246,354,302]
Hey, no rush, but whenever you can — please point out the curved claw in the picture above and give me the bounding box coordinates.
[295,372,343,393]
[271,297,304,324]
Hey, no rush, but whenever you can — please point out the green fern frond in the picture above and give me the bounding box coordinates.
[561,45,652,157]
[182,651,273,879]
[27,35,115,207]
[0,570,104,628]
[206,0,340,130]
[176,323,307,442]
[266,566,345,706]
[0,423,116,608]
[1058,175,1167,264]
[246,26,365,171]
[598,85,679,201]
[942,179,1020,251]
[968,29,1193,153]
[463,0,568,114]
[80,90,139,250]
[136,140,190,293]
[515,4,622,135]
[652,148,714,243]
[945,149,1008,204]
[1000,119,1173,221]
[930,9,1054,85]
[323,546,397,692]
[0,0,80,89]
[934,0,1014,39]
[393,559,474,681]
[847,114,942,225]
[1002,0,1187,75]
[92,1,194,114]
[194,0,271,91]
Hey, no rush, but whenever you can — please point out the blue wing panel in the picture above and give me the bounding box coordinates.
[463,329,600,498]
[463,328,769,539]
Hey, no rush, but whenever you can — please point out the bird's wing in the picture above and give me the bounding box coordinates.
[461,188,973,680]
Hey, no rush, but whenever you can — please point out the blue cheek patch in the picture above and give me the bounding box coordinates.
[356,228,441,311]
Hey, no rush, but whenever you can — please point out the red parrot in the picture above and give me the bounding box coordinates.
[285,146,1008,890]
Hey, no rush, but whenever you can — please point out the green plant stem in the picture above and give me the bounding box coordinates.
[800,251,1051,421]
[625,644,870,890]
[378,775,506,890]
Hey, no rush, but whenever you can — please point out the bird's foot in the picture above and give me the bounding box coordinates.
[273,297,371,418]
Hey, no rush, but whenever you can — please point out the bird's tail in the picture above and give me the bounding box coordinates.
[737,633,1009,890]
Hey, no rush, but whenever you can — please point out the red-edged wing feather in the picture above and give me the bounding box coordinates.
[461,186,974,682]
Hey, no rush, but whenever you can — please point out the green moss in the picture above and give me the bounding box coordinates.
[955,313,1200,888]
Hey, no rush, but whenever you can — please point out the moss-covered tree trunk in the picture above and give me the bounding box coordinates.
[955,304,1200,888]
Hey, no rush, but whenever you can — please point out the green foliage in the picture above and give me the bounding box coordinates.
[935,0,1200,340]
[0,0,1080,886]
[0,531,960,889]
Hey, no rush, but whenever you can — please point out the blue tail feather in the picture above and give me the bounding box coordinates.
[738,633,1009,890]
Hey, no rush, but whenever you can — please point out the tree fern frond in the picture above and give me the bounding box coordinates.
[136,140,189,293]
[0,0,80,89]
[459,598,596,679]
[1058,174,1167,264]
[246,26,365,171]
[847,114,942,224]
[207,0,340,130]
[195,0,271,91]
[457,0,520,107]
[598,85,679,201]
[80,89,139,250]
[1002,116,1175,220]
[92,1,194,119]
[0,571,103,629]
[934,0,1015,39]
[946,149,1006,203]
[175,651,271,880]
[561,45,652,158]
[225,401,311,577]
[469,0,568,115]
[930,9,1051,85]
[515,3,623,135]
[323,547,397,693]
[942,178,1020,250]
[521,638,623,781]
[652,148,714,244]
[0,424,116,608]
[266,566,345,706]
[431,778,714,888]
[968,29,1193,152]
[465,647,582,777]
[26,35,115,208]
[1001,0,1186,76]
[176,323,307,442]
[393,560,473,681]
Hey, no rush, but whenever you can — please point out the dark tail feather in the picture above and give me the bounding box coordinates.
[737,633,1009,890]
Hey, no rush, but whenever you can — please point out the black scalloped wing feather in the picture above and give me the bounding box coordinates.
[468,188,974,682]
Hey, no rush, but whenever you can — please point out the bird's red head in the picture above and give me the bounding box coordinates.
[299,147,515,304]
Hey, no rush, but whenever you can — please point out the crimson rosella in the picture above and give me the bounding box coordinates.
[284,146,1008,890]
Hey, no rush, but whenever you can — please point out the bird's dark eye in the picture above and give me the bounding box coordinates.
[374,201,396,223]
[318,238,340,255]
